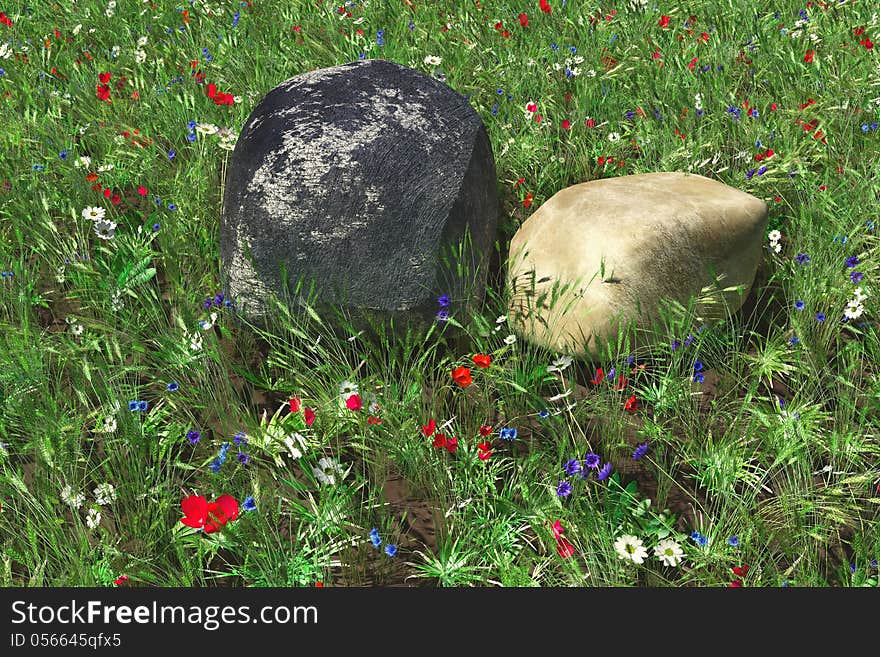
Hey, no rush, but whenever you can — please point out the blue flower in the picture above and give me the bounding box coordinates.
[152,223,160,231]
[187,132,196,142]
[551,42,558,50]
[690,531,709,547]
[626,355,636,365]
[556,481,572,497]
[670,339,681,351]
[437,294,450,307]
[209,459,222,474]
[537,409,549,418]
[128,401,139,411]
[167,203,177,211]
[632,443,649,460]
[491,103,498,115]
[186,430,201,445]
[693,372,705,384]
[369,528,382,547]
[694,360,704,372]
[499,427,517,441]
[242,496,256,512]
[815,312,826,322]
[167,381,179,391]
[796,253,810,264]
[583,452,600,469]
[233,431,248,446]
[789,336,800,346]
[237,451,251,466]
[168,150,176,159]
[851,271,864,283]
[435,309,449,322]
[570,46,577,53]
[563,459,581,476]
[795,300,805,310]
[728,535,739,547]
[846,255,859,268]
[597,463,612,481]
[385,544,398,557]
[232,12,240,27]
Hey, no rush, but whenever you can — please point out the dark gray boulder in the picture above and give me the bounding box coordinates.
[219,58,498,326]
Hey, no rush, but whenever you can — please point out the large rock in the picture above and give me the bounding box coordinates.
[507,172,768,357]
[220,59,498,325]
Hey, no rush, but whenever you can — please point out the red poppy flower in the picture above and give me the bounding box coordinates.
[445,436,458,453]
[367,416,382,425]
[658,15,670,28]
[561,119,570,130]
[523,192,534,208]
[432,433,447,449]
[422,418,436,437]
[519,13,528,27]
[96,84,110,102]
[539,0,552,14]
[289,397,301,414]
[556,536,575,559]
[732,565,749,577]
[615,375,628,390]
[304,407,316,426]
[113,575,128,585]
[804,49,814,63]
[315,581,323,587]
[624,395,638,413]
[137,185,148,196]
[590,368,604,385]
[551,520,565,539]
[477,441,492,460]
[727,579,743,588]
[452,366,473,387]
[346,394,362,411]
[472,353,491,368]
[98,72,111,84]
[479,425,493,437]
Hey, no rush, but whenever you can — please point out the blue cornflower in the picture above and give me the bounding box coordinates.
[789,336,800,346]
[233,431,248,447]
[187,132,196,142]
[218,442,231,464]
[563,459,581,476]
[232,12,240,27]
[850,562,857,573]
[499,427,517,441]
[491,103,498,115]
[683,334,695,347]
[746,169,756,180]
[671,339,681,351]
[795,300,805,310]
[597,463,612,481]
[209,459,222,474]
[690,531,709,547]
[632,443,649,460]
[862,124,869,133]
[873,122,879,131]
[556,481,572,497]
[408,21,415,30]
[138,401,148,411]
[167,203,177,211]
[584,452,600,469]
[168,150,176,159]
[436,309,449,322]
[871,559,878,569]
[694,360,704,372]
[796,253,810,264]
[359,53,365,60]
[778,397,786,409]
[816,312,826,322]
[551,42,558,50]
[152,222,160,231]
[155,197,162,205]
[625,111,634,119]
[756,166,767,175]
[167,381,179,391]
[237,451,251,466]
[186,430,201,445]
[437,294,450,307]
[497,88,504,95]
[538,409,550,418]
[128,401,139,411]
[59,150,70,160]
[242,496,256,512]
[851,271,864,283]
[846,255,860,268]
[384,544,398,557]
[728,535,739,547]
[369,528,382,548]
[693,372,705,384]
[570,46,577,53]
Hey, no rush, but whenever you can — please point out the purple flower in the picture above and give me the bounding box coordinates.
[816,312,826,322]
[845,255,859,268]
[583,452,600,469]
[563,459,582,476]
[436,309,449,322]
[437,294,450,307]
[670,339,681,351]
[683,334,695,347]
[556,481,572,497]
[850,271,864,283]
[632,443,649,460]
[796,253,810,264]
[233,431,248,447]
[597,463,612,481]
[795,300,805,310]
[237,451,251,466]
[186,430,201,445]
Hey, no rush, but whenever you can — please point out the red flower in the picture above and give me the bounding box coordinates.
[804,49,814,63]
[137,185,148,196]
[472,353,492,368]
[861,38,874,50]
[624,394,638,413]
[561,119,571,130]
[615,374,628,390]
[432,433,447,449]
[523,192,534,208]
[732,565,749,578]
[113,575,128,586]
[452,366,473,387]
[658,15,670,29]
[445,436,458,453]
[519,13,529,27]
[479,425,493,437]
[0,12,12,27]
[367,416,382,425]
[96,84,111,102]
[727,579,743,588]
[422,419,436,437]
[98,72,111,84]
[346,394,362,411]
[539,0,552,14]
[477,441,492,460]
[556,536,575,559]
[180,494,239,534]
[289,397,301,414]
[551,520,565,539]
[304,407,316,426]
[590,368,604,385]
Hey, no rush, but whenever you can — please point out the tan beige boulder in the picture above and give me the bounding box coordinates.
[507,172,768,358]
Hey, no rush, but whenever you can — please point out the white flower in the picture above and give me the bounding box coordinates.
[86,508,102,529]
[495,315,507,324]
[110,45,120,57]
[74,155,92,169]
[102,415,117,433]
[137,36,148,47]
[61,485,85,509]
[70,322,84,337]
[313,457,346,485]
[135,49,146,63]
[283,433,306,460]
[188,331,203,352]
[94,483,116,505]
[503,334,517,345]
[0,43,11,59]
[614,535,648,564]
[853,287,868,303]
[547,354,574,373]
[654,539,685,567]
[608,131,621,143]
[94,220,117,240]
[694,93,703,110]
[199,312,218,331]
[768,230,781,242]
[585,69,596,77]
[110,288,124,312]
[844,303,865,320]
[195,122,219,135]
[72,24,83,36]
[55,266,66,284]
[424,55,442,66]
[97,163,115,172]
[772,242,782,253]
[82,206,106,222]
[338,380,359,399]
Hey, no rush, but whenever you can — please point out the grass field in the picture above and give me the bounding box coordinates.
[0,0,878,587]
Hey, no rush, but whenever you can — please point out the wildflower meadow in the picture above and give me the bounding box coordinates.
[1,0,879,589]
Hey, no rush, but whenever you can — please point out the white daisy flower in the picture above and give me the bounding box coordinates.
[74,155,92,169]
[283,433,306,460]
[768,230,781,242]
[137,36,148,47]
[97,163,115,172]
[195,122,219,135]
[614,534,648,564]
[547,355,574,373]
[772,242,782,253]
[654,539,685,567]
[135,49,146,63]
[188,331,203,352]
[102,415,117,433]
[312,457,346,486]
[82,206,106,222]
[503,334,517,345]
[0,43,11,59]
[94,220,117,240]
[608,131,621,143]
[424,55,442,66]
[338,380,359,399]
